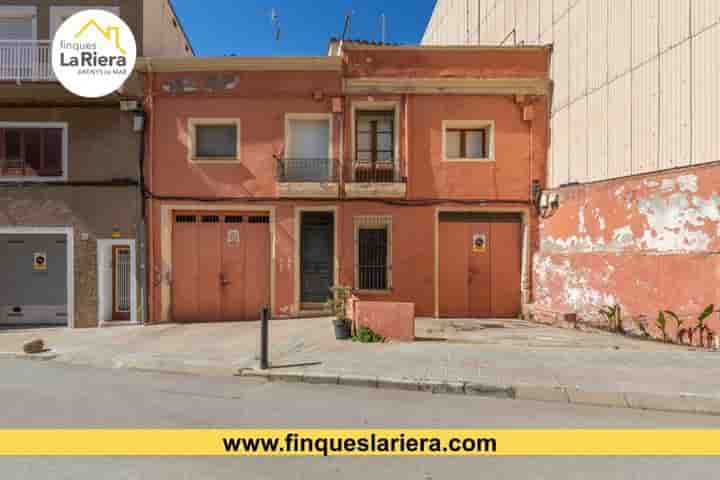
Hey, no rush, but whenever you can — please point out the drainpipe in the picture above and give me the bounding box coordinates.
[403,93,409,182]
[143,69,155,324]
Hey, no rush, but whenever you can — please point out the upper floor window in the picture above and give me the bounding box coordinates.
[283,114,333,182]
[0,122,67,180]
[354,106,399,182]
[442,120,494,162]
[356,110,394,165]
[187,119,241,163]
[0,6,36,40]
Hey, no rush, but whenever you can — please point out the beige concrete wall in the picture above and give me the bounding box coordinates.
[0,0,143,53]
[423,0,720,187]
[0,107,142,182]
[0,0,193,57]
[0,106,142,327]
[0,187,140,328]
[141,0,193,57]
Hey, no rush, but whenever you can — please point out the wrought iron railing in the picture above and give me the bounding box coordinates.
[276,157,338,182]
[0,40,54,82]
[351,161,404,183]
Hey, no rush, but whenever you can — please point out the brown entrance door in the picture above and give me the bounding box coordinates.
[111,245,131,321]
[172,212,271,322]
[439,212,522,318]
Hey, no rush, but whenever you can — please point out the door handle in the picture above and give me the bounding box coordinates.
[220,273,231,286]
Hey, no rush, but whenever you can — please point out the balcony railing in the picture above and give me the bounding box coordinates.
[276,157,338,183]
[351,161,404,183]
[0,40,54,82]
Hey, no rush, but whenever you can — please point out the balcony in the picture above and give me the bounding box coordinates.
[0,40,54,82]
[345,160,407,198]
[276,157,339,198]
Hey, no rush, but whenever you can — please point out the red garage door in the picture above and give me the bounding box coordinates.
[172,212,270,322]
[439,212,522,318]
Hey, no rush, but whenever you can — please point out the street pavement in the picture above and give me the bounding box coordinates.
[3,318,720,414]
[1,358,719,479]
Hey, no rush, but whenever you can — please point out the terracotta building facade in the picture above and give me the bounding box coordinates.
[141,45,550,324]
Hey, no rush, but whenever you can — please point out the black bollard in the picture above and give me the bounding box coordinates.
[259,306,269,370]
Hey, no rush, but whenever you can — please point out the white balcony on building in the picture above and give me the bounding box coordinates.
[0,40,54,82]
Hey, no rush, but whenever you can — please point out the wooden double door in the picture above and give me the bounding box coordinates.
[172,212,270,322]
[439,212,523,318]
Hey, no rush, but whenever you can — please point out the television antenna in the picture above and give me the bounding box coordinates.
[379,13,386,43]
[270,8,280,41]
[341,10,355,41]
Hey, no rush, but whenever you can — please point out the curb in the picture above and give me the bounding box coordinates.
[0,351,58,361]
[240,369,720,416]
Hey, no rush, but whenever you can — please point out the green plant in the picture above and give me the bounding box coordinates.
[352,326,385,343]
[599,304,623,333]
[326,285,354,337]
[695,304,715,348]
[654,310,679,343]
[675,314,692,345]
[325,285,353,321]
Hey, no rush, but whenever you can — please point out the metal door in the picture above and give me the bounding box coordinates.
[112,245,131,321]
[300,212,334,304]
[172,212,270,322]
[439,212,522,318]
[0,233,68,326]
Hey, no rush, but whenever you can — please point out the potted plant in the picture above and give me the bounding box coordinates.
[326,285,352,340]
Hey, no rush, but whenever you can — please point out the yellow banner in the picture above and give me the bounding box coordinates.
[0,429,719,456]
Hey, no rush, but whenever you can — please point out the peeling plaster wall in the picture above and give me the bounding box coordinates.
[534,165,720,329]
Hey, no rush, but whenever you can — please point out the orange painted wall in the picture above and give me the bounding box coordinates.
[534,164,720,338]
[144,48,549,323]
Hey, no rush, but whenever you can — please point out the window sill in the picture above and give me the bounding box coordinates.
[190,157,240,164]
[353,289,393,295]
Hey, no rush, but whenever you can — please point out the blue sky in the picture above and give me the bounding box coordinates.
[172,0,437,56]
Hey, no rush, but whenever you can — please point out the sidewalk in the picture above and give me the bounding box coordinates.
[2,318,720,414]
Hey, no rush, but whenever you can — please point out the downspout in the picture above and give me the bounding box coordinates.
[137,105,147,325]
[337,105,344,288]
[144,66,155,323]
[403,93,409,183]
[526,101,535,307]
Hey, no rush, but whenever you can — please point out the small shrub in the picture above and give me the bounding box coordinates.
[655,311,673,342]
[695,304,716,348]
[599,304,623,333]
[352,326,385,343]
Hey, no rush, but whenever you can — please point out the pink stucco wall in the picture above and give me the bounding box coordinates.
[349,298,415,342]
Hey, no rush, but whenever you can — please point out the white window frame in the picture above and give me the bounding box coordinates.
[0,6,37,40]
[353,215,393,293]
[350,101,401,180]
[0,121,69,182]
[284,113,334,178]
[187,118,241,164]
[441,120,495,162]
[97,239,138,326]
[50,6,120,39]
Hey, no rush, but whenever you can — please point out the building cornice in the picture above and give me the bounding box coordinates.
[342,44,551,52]
[136,56,343,73]
[343,77,549,96]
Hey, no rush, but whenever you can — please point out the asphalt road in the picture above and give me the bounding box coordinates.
[1,358,719,479]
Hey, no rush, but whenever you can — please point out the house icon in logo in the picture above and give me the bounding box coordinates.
[74,19,127,55]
